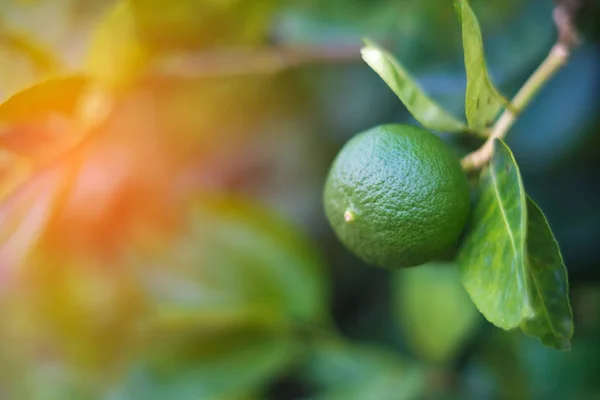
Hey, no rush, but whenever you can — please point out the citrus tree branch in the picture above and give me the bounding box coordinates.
[149,44,365,78]
[461,4,580,172]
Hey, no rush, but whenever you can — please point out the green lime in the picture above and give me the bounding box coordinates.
[324,124,470,268]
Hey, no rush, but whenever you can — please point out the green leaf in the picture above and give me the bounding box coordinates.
[86,0,149,87]
[393,262,480,364]
[457,0,507,129]
[458,139,533,329]
[361,41,468,133]
[112,329,295,400]
[134,194,328,333]
[520,197,574,350]
[303,338,424,400]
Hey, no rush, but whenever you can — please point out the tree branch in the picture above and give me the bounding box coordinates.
[148,44,364,78]
[461,4,581,172]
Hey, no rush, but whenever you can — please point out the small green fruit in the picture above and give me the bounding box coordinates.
[323,124,470,268]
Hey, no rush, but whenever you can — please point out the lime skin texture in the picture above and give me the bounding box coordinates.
[324,124,470,268]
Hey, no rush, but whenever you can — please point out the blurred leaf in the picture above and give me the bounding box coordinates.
[303,338,424,400]
[16,248,148,375]
[131,0,277,51]
[0,77,91,162]
[0,183,148,397]
[517,329,600,399]
[134,194,328,334]
[0,33,41,102]
[520,197,573,350]
[86,0,148,87]
[0,76,89,120]
[281,0,524,68]
[0,162,70,277]
[0,26,60,75]
[361,42,469,133]
[112,329,295,400]
[458,139,533,329]
[394,262,480,364]
[0,0,108,71]
[456,0,507,129]
[453,0,463,23]
[468,330,531,400]
[0,357,101,400]
[112,194,328,399]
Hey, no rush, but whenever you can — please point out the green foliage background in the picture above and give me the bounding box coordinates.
[0,0,599,399]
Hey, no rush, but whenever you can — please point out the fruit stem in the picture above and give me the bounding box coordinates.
[461,5,579,172]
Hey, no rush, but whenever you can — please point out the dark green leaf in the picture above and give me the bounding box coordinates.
[520,197,574,350]
[457,0,507,129]
[393,262,480,364]
[458,139,533,329]
[361,41,468,133]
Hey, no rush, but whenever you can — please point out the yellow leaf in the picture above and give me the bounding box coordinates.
[86,0,149,88]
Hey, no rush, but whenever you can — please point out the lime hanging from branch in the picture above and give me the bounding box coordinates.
[324,124,470,268]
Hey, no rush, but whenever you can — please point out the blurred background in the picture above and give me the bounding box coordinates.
[0,0,599,399]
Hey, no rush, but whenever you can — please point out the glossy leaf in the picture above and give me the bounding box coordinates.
[394,262,480,364]
[86,0,148,87]
[520,197,573,350]
[457,0,507,129]
[458,139,533,329]
[303,338,424,400]
[361,41,469,133]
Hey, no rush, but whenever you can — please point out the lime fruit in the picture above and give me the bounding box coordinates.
[324,124,470,268]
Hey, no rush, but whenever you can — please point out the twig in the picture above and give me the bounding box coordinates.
[148,44,364,78]
[461,4,580,172]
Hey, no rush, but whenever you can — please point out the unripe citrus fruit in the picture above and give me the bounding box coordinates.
[324,124,470,268]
